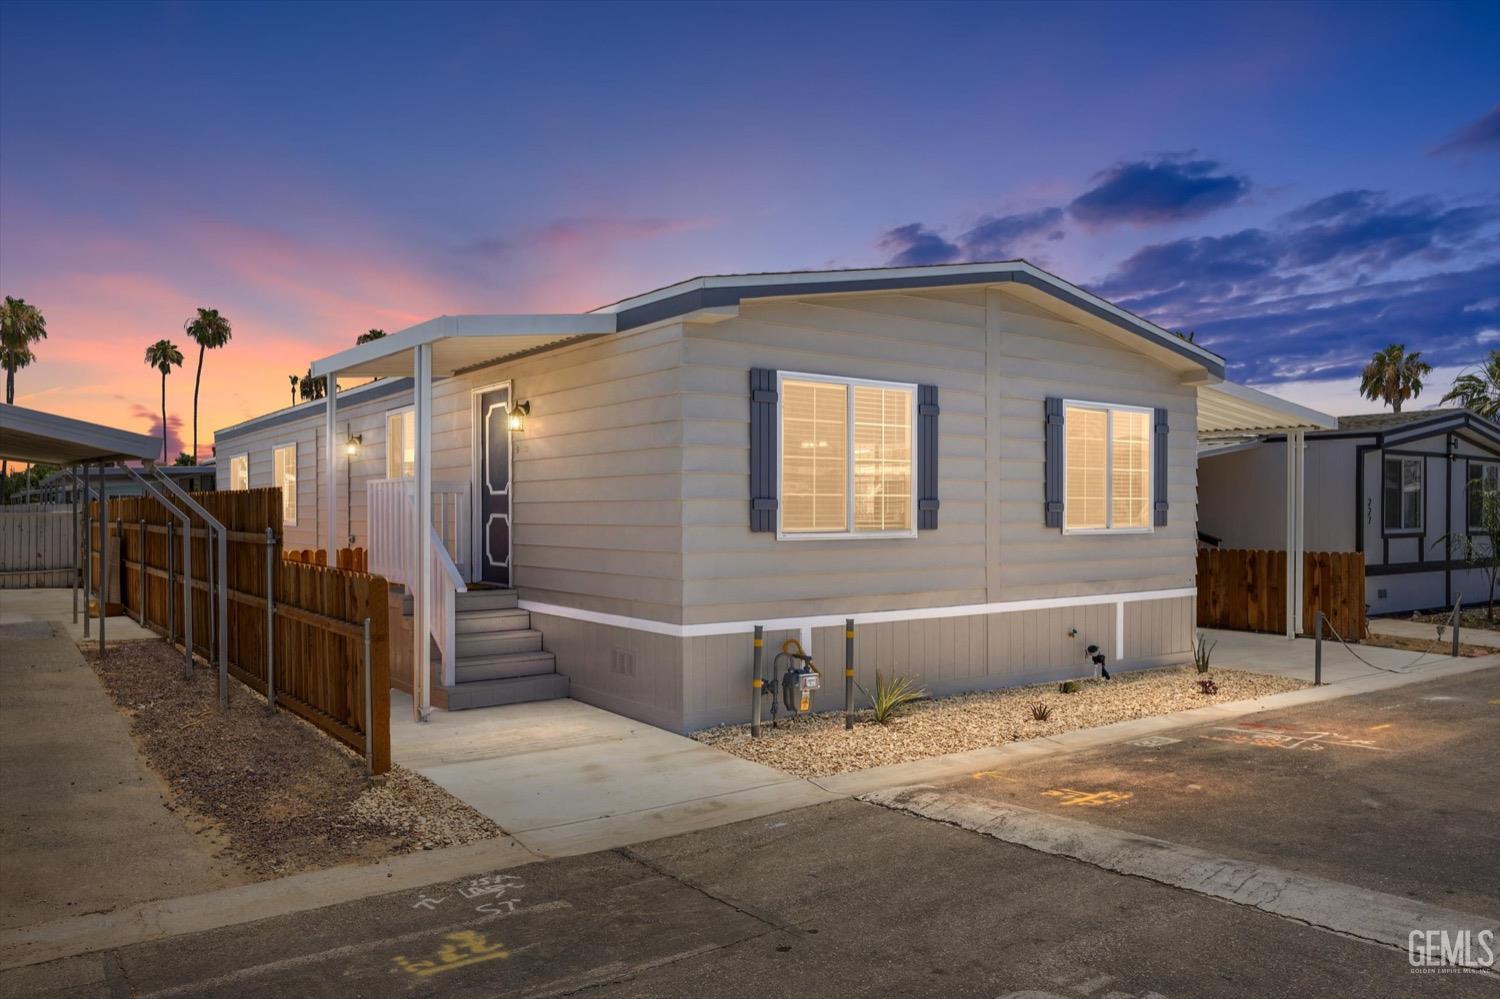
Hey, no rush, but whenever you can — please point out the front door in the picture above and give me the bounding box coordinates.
[477,385,512,586]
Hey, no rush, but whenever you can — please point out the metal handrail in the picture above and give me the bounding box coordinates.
[149,465,230,707]
[119,464,195,679]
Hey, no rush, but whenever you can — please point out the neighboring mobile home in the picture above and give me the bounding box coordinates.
[214,261,1327,731]
[1199,408,1500,617]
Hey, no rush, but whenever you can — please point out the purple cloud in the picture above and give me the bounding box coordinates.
[959,207,1066,259]
[1069,157,1250,228]
[1431,104,1500,156]
[878,223,961,266]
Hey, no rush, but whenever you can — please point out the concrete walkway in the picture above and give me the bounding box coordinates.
[390,692,837,857]
[0,620,244,932]
[1201,625,1475,682]
[1368,615,1500,649]
[0,587,155,645]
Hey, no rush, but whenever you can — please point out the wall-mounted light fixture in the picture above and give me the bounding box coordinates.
[345,432,363,456]
[508,400,530,432]
[344,431,361,545]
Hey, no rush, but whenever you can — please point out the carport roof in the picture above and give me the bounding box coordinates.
[1197,381,1337,439]
[0,404,161,465]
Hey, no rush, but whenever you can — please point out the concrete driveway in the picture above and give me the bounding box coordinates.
[390,694,837,857]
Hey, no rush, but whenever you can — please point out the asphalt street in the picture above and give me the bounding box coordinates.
[4,668,1496,998]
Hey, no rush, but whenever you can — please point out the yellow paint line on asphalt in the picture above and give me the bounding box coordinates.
[1042,788,1132,807]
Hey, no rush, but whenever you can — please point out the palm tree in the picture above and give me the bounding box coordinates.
[1440,350,1500,419]
[298,368,327,401]
[1359,344,1432,413]
[1,296,47,404]
[1,296,48,483]
[184,308,232,463]
[289,373,299,406]
[356,328,385,345]
[144,340,184,462]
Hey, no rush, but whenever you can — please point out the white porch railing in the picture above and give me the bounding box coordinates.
[368,478,470,685]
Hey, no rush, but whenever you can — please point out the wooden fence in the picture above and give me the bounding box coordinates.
[0,505,75,588]
[1196,548,1366,640]
[93,487,390,773]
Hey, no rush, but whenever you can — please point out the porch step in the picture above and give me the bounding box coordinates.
[455,649,556,682]
[443,672,569,711]
[456,608,533,634]
[400,587,518,614]
[456,628,545,658]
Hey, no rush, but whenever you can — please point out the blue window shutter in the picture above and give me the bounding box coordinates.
[749,369,778,531]
[1044,397,1064,528]
[1153,407,1170,527]
[917,385,940,530]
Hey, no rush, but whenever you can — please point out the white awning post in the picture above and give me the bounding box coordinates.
[1293,430,1305,635]
[1284,431,1306,639]
[326,372,338,560]
[414,343,433,721]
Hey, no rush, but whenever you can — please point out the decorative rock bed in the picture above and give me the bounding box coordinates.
[693,665,1305,779]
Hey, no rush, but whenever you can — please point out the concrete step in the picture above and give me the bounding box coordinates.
[455,608,532,634]
[443,671,569,710]
[455,649,557,683]
[456,629,544,658]
[400,587,518,614]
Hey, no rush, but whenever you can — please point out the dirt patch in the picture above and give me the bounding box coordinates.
[86,640,500,879]
[1410,609,1499,632]
[1358,634,1491,658]
[693,666,1305,778]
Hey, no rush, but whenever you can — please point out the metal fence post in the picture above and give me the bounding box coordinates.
[138,518,147,626]
[844,618,855,731]
[1314,611,1323,686]
[71,469,79,623]
[751,625,764,738]
[82,468,92,639]
[265,528,277,710]
[166,520,176,646]
[98,465,108,656]
[1452,599,1461,659]
[362,616,374,774]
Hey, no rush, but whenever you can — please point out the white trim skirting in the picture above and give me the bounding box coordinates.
[520,587,1197,642]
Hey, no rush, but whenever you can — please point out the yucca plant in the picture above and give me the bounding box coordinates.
[1192,632,1216,674]
[856,671,926,724]
[1029,701,1052,722]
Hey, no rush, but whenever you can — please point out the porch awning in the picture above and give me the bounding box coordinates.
[1197,381,1336,439]
[0,404,161,465]
[309,314,618,379]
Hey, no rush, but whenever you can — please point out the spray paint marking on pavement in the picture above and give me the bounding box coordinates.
[1200,724,1389,752]
[1042,788,1132,807]
[393,930,509,977]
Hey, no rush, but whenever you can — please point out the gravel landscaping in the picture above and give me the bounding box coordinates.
[87,639,500,879]
[693,665,1306,778]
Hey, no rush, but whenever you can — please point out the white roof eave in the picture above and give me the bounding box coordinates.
[1198,381,1338,437]
[309,314,619,379]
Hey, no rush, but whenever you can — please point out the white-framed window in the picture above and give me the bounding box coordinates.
[778,371,916,539]
[386,408,415,479]
[1063,400,1153,533]
[1382,455,1423,533]
[1469,460,1500,531]
[227,454,248,491]
[273,443,297,526]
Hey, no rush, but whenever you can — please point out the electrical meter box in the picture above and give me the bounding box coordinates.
[796,671,820,711]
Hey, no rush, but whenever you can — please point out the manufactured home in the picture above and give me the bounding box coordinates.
[214,261,1330,731]
[1200,407,1500,617]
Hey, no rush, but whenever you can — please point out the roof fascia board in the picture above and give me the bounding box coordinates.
[309,314,617,378]
[214,377,415,442]
[607,264,1225,378]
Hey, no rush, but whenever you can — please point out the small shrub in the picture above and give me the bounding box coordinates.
[1197,678,1219,695]
[1193,633,1216,674]
[1059,680,1082,694]
[1029,701,1052,722]
[856,671,926,724]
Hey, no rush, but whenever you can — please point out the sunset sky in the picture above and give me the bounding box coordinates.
[2,1,1497,460]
